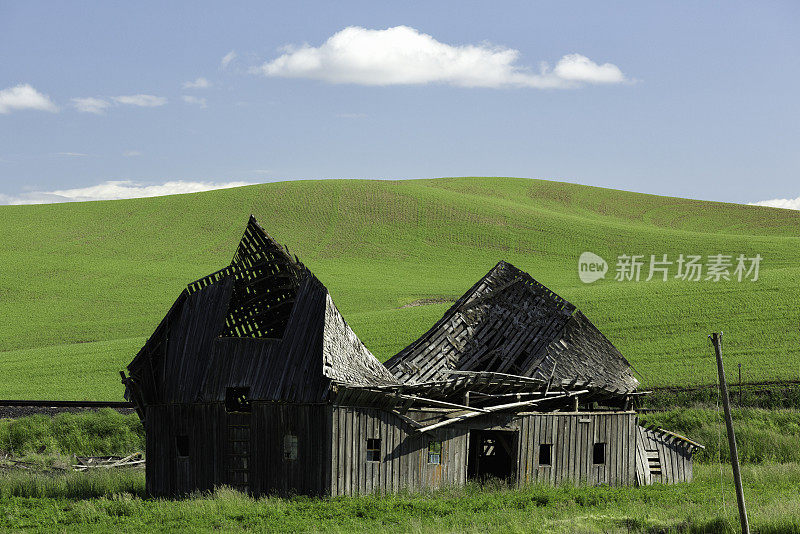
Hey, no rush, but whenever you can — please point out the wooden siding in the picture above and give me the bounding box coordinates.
[635,426,694,484]
[634,425,652,486]
[329,406,468,496]
[145,403,227,497]
[516,412,637,486]
[249,403,331,496]
[146,402,331,497]
[146,405,684,497]
[329,408,639,496]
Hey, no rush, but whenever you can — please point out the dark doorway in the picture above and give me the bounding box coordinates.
[467,430,518,482]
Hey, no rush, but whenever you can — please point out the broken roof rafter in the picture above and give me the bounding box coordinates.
[415,389,590,433]
[384,261,639,397]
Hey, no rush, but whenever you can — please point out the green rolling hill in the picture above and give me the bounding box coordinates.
[1,177,798,400]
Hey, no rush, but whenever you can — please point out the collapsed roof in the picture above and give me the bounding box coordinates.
[125,217,639,420]
[384,261,639,398]
[123,216,398,417]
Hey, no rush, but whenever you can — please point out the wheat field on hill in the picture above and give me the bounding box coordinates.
[1,177,798,400]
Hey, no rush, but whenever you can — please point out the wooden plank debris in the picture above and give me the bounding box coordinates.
[73,453,145,471]
[416,391,589,433]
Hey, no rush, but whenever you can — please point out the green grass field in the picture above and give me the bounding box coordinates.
[2,177,799,400]
[2,464,799,533]
[3,409,800,532]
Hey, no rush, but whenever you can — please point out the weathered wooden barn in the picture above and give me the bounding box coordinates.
[123,216,702,497]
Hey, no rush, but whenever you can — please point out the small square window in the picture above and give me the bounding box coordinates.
[284,434,298,461]
[593,442,606,465]
[225,386,251,413]
[539,443,552,466]
[176,434,190,457]
[366,438,381,462]
[428,441,442,464]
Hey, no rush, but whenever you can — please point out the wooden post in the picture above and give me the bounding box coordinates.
[738,363,742,405]
[710,332,750,534]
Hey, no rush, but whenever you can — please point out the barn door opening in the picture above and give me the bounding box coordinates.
[225,387,251,493]
[467,429,517,482]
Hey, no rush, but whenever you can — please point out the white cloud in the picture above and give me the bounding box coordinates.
[55,152,89,157]
[252,26,629,89]
[112,94,167,107]
[0,84,58,114]
[221,50,237,69]
[182,95,208,108]
[337,112,367,119]
[122,150,142,157]
[749,197,800,210]
[72,97,111,114]
[183,77,210,89]
[552,53,626,84]
[73,94,167,113]
[0,180,255,205]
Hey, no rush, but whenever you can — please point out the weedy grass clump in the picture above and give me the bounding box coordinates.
[0,469,145,500]
[0,409,144,457]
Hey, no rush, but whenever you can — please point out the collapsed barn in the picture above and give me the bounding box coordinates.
[122,216,703,497]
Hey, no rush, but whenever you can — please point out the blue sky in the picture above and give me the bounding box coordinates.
[1,1,798,206]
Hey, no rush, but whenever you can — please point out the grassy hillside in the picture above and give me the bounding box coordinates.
[1,177,799,400]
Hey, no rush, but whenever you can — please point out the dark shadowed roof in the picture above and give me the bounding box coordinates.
[124,216,398,416]
[384,261,639,396]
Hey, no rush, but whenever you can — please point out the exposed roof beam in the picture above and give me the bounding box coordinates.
[416,390,588,433]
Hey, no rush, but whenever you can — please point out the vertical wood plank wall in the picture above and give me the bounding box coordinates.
[635,426,694,484]
[146,403,228,497]
[329,406,469,496]
[146,402,330,497]
[250,403,331,496]
[329,408,639,496]
[147,406,680,497]
[516,412,637,486]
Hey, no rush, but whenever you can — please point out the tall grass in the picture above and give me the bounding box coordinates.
[1,464,799,532]
[0,409,144,456]
[0,469,144,499]
[640,408,800,464]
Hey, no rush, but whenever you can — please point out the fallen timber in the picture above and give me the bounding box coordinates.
[73,452,145,471]
[415,390,590,433]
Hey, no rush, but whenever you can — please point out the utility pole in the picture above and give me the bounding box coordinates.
[710,332,750,534]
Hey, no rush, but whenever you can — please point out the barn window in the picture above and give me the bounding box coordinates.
[366,438,381,462]
[225,386,251,413]
[539,443,552,466]
[283,434,298,461]
[428,441,442,464]
[593,442,606,465]
[176,434,190,457]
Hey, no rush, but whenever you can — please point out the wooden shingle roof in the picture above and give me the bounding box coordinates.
[384,261,639,396]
